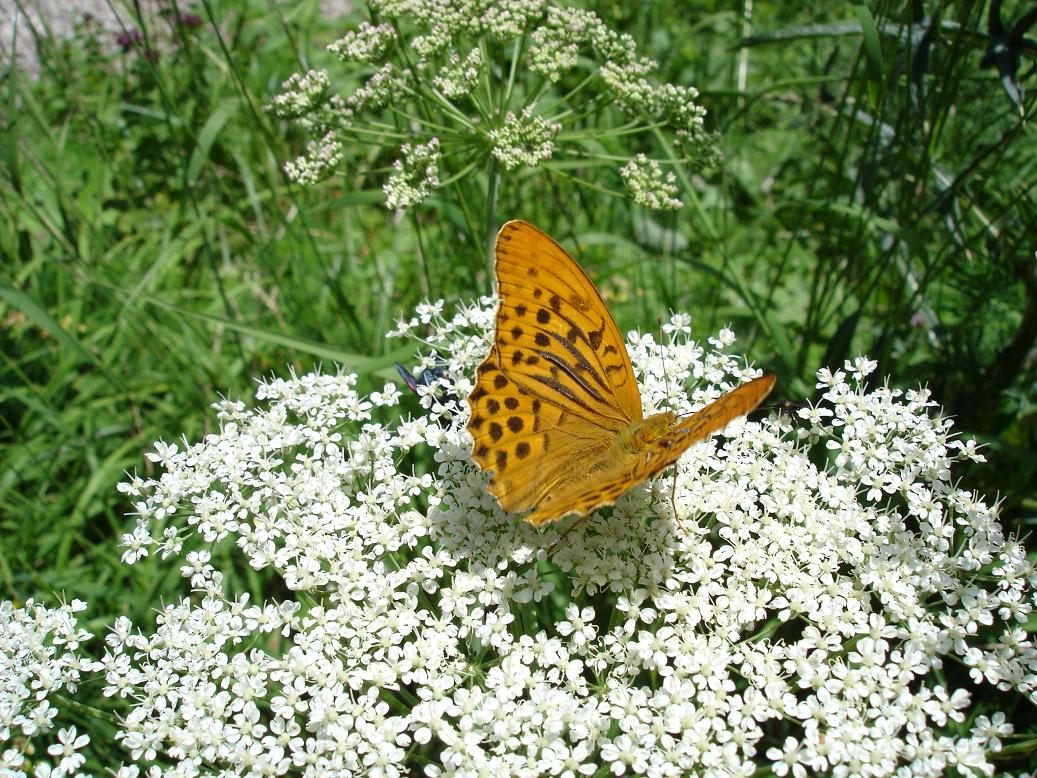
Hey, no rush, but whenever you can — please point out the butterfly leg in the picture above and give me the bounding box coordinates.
[657,325,683,531]
[546,514,592,555]
[668,467,682,530]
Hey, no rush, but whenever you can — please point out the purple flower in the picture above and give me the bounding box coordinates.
[116,28,144,52]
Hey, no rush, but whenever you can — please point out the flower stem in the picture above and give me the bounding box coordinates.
[484,158,501,278]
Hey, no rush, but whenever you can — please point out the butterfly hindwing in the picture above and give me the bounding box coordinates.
[523,376,776,524]
[522,449,641,526]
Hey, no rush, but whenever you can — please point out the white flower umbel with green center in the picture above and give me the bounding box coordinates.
[487,108,561,170]
[270,3,719,265]
[100,297,1037,776]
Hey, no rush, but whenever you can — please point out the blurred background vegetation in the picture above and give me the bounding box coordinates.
[1,0,1035,766]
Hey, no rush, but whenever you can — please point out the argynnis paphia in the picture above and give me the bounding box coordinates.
[467,220,776,526]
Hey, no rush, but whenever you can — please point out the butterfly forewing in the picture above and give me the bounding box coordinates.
[468,345,602,514]
[492,221,642,428]
[522,447,643,526]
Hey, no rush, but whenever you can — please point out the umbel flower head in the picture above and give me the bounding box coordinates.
[271,2,714,211]
[0,599,102,775]
[95,297,1037,776]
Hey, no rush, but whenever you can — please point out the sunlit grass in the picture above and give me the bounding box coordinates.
[1,0,1035,772]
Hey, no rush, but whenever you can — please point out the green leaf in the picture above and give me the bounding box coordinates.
[187,103,235,183]
[0,284,101,369]
[853,4,884,109]
[141,294,415,372]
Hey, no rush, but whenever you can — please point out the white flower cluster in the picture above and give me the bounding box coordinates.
[345,62,408,115]
[481,0,547,40]
[433,48,483,99]
[283,131,343,186]
[656,83,712,154]
[100,295,1037,776]
[267,69,329,119]
[600,57,660,114]
[600,65,717,164]
[328,21,397,63]
[621,154,682,210]
[529,6,636,81]
[270,2,720,209]
[384,138,442,209]
[1,599,102,775]
[488,109,561,170]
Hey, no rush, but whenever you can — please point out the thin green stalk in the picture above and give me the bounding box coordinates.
[503,34,525,111]
[437,156,481,188]
[649,125,716,242]
[409,211,432,299]
[539,71,600,119]
[484,158,501,278]
[543,165,625,199]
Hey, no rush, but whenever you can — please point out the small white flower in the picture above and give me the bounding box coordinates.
[620,154,682,210]
[488,109,560,170]
[556,604,597,647]
[86,295,1036,777]
[971,711,1012,750]
[384,138,441,209]
[46,725,89,773]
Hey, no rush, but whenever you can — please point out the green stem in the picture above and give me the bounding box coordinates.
[503,34,524,110]
[54,693,122,727]
[546,165,625,198]
[540,71,602,119]
[484,158,501,278]
[410,211,431,298]
[650,124,716,241]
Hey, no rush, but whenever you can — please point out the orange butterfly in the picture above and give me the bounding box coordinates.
[467,220,775,526]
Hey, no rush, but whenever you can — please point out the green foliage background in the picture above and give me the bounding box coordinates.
[1,0,1035,769]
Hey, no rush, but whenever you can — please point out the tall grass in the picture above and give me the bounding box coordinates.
[1,0,1034,769]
